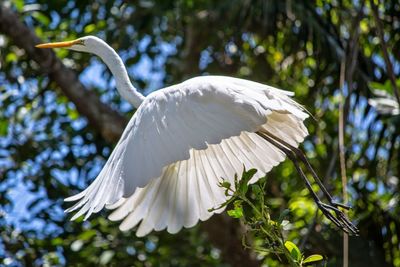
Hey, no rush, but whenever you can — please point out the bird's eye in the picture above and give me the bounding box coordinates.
[77,39,85,46]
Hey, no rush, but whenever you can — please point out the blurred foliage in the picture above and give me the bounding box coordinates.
[1,0,400,266]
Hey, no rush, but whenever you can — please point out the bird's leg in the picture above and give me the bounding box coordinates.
[256,132,321,204]
[262,130,350,210]
[256,131,359,235]
[256,132,348,231]
[261,131,359,234]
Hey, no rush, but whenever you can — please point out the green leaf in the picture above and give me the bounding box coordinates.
[251,184,262,195]
[303,254,324,264]
[78,229,96,241]
[5,53,17,63]
[67,107,79,120]
[51,237,63,246]
[369,80,400,93]
[239,168,257,194]
[242,168,257,182]
[12,0,24,11]
[227,200,243,218]
[220,181,231,189]
[284,241,301,262]
[84,24,97,34]
[32,11,50,26]
[0,120,8,136]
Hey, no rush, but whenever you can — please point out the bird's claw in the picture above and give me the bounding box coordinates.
[317,201,359,235]
[256,131,359,235]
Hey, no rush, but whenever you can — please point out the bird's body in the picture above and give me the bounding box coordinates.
[36,36,358,236]
[65,75,308,236]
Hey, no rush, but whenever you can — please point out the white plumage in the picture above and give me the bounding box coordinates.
[37,36,309,237]
[65,76,308,236]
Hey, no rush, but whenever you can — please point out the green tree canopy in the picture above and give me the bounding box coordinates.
[1,0,399,266]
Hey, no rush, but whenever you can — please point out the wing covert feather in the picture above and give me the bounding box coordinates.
[65,76,309,233]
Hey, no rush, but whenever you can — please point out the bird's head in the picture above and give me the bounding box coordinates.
[36,35,108,55]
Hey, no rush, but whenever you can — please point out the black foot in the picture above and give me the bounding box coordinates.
[317,201,359,235]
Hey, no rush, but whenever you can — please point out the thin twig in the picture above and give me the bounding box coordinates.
[369,0,400,105]
[338,3,365,265]
[343,6,364,122]
[339,58,349,267]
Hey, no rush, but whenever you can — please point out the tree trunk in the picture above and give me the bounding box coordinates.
[0,6,126,143]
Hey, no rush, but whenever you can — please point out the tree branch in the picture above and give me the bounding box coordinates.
[369,0,400,105]
[0,5,126,143]
[0,5,260,266]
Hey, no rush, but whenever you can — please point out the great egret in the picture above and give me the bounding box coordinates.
[36,36,358,236]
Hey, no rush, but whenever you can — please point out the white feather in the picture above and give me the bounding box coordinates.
[65,75,309,236]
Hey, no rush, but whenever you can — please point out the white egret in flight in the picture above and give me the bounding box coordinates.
[36,36,358,236]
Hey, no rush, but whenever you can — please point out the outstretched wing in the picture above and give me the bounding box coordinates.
[65,76,309,234]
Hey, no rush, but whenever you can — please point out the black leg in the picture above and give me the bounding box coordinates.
[256,131,359,235]
[262,132,335,201]
[262,130,351,210]
[256,132,320,203]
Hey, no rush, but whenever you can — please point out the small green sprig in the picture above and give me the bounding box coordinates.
[209,168,325,266]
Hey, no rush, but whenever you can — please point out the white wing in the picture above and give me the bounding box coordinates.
[65,76,309,235]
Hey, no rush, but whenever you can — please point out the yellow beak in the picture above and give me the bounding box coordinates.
[35,39,81,49]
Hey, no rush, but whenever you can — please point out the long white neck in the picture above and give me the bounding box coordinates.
[94,43,145,108]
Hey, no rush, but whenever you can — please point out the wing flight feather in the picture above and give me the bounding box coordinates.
[65,76,309,235]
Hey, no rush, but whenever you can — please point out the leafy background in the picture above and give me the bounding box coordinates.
[0,0,399,266]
